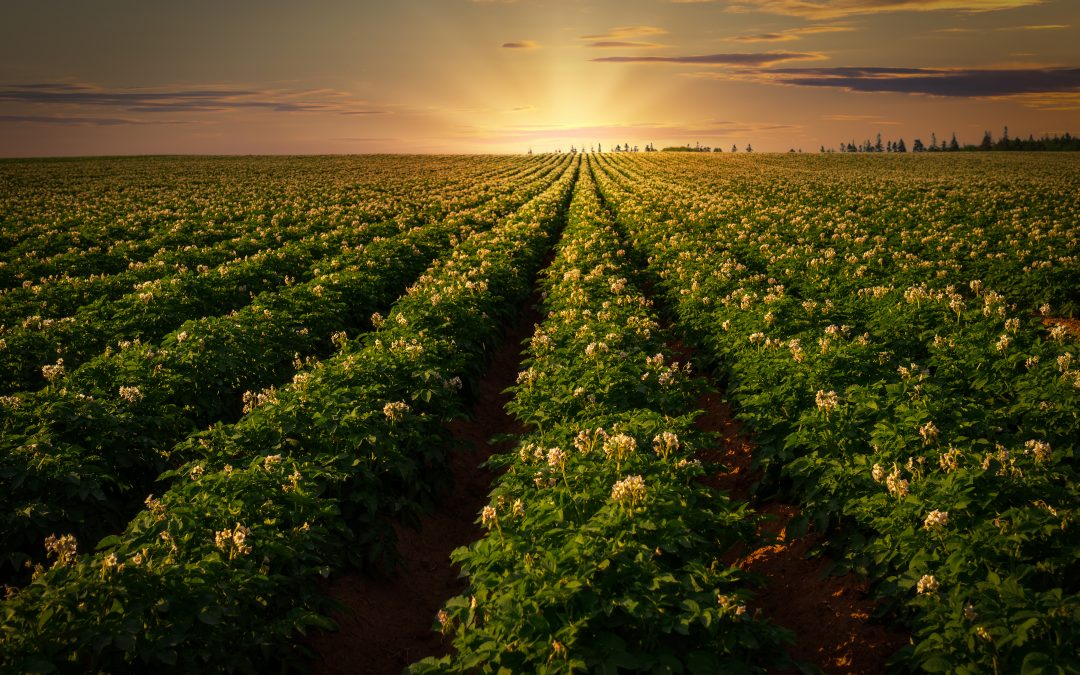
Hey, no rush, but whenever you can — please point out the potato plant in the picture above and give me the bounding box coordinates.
[0,157,569,582]
[593,152,1079,674]
[417,161,792,673]
[0,156,577,672]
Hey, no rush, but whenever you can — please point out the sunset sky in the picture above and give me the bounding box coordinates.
[1,0,1078,155]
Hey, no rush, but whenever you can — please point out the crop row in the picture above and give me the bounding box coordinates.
[593,153,1079,673]
[0,215,345,327]
[417,160,792,673]
[0,156,569,582]
[0,155,577,672]
[0,156,523,288]
[0,157,559,394]
[0,220,389,394]
[0,156,530,323]
[603,153,1078,315]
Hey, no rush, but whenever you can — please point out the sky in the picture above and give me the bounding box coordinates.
[0,0,1078,155]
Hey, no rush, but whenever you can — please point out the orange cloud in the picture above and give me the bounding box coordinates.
[726,0,1045,20]
[592,51,825,66]
[502,40,540,49]
[1002,24,1070,30]
[581,26,668,40]
[585,40,666,48]
[998,92,1080,110]
[730,24,855,42]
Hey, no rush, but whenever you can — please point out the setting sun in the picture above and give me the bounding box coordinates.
[2,0,1077,154]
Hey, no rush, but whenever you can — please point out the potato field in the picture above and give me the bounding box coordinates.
[0,153,1077,674]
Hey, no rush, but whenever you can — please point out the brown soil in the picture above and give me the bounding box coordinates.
[675,340,910,674]
[306,302,537,675]
[1044,316,1080,339]
[305,302,911,674]
[737,503,910,675]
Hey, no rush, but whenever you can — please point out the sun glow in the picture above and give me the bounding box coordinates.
[0,0,1077,155]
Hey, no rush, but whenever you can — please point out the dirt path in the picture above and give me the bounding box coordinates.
[686,363,911,674]
[307,301,538,675]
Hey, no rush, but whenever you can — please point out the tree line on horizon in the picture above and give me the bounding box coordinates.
[660,142,754,153]
[826,127,1080,153]
[539,127,1078,155]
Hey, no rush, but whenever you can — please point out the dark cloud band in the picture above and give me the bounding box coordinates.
[769,67,1080,97]
[0,84,381,115]
[0,113,151,126]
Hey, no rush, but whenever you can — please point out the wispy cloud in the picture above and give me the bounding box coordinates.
[585,40,665,48]
[730,24,855,42]
[731,32,796,42]
[822,113,902,124]
[0,83,384,115]
[502,40,540,49]
[581,26,668,40]
[1004,92,1080,110]
[726,0,1045,20]
[0,113,157,126]
[591,51,824,66]
[1002,23,1069,30]
[936,23,1068,33]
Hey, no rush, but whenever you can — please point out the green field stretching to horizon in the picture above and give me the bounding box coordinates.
[0,153,1077,673]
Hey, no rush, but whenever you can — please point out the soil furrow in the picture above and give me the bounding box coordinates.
[621,164,909,673]
[308,299,540,674]
[670,340,910,674]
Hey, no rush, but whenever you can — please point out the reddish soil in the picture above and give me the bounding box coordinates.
[1044,316,1080,339]
[307,303,537,675]
[305,306,911,673]
[653,228,914,671]
[674,340,910,674]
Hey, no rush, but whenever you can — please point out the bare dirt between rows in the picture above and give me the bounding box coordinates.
[672,340,910,674]
[1044,316,1080,339]
[305,289,910,673]
[307,301,539,675]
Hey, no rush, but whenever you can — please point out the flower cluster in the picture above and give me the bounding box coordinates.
[652,431,680,459]
[916,574,939,595]
[41,359,64,382]
[382,400,410,422]
[610,475,647,508]
[923,510,949,530]
[43,533,78,567]
[815,389,839,413]
[603,433,637,467]
[214,522,253,558]
[885,464,909,498]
